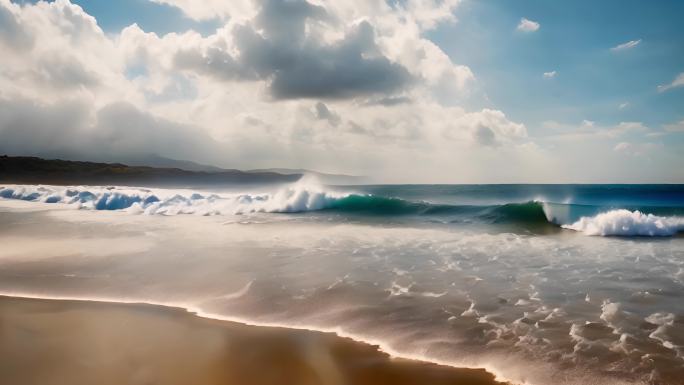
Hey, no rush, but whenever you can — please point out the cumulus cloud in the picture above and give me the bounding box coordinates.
[155,0,462,31]
[134,2,420,100]
[445,109,527,147]
[233,19,413,99]
[0,0,128,104]
[657,72,684,92]
[610,39,641,52]
[150,0,255,21]
[0,0,552,182]
[516,18,539,32]
[0,0,33,50]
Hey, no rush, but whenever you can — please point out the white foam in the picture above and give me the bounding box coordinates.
[0,180,352,216]
[461,301,479,317]
[562,209,684,237]
[645,313,678,353]
[600,301,622,325]
[218,280,254,300]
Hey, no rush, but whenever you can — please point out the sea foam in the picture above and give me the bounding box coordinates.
[0,181,352,216]
[562,209,684,236]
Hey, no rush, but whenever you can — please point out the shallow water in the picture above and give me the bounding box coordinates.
[0,183,683,384]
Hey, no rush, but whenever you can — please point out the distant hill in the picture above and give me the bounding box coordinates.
[102,154,364,184]
[122,154,228,173]
[248,168,365,185]
[0,155,300,187]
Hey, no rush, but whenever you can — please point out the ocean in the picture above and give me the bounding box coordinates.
[1,181,683,384]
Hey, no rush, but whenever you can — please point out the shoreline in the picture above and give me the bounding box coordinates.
[0,294,513,385]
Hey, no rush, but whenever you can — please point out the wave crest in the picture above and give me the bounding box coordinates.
[0,183,351,215]
[3,184,684,236]
[562,209,684,236]
[0,184,554,225]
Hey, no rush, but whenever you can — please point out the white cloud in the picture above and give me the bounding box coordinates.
[2,0,679,183]
[149,0,255,21]
[613,142,631,152]
[581,120,595,128]
[610,39,641,52]
[545,120,649,141]
[613,141,663,156]
[516,18,539,32]
[664,119,684,132]
[445,108,527,146]
[402,0,461,30]
[543,71,556,79]
[618,102,629,110]
[657,72,684,92]
[155,0,462,30]
[0,0,541,182]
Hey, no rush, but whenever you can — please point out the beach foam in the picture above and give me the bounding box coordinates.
[0,201,675,384]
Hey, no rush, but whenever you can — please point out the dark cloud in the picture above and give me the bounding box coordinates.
[0,97,91,158]
[474,125,497,147]
[0,97,222,165]
[266,22,412,99]
[174,0,413,100]
[314,102,340,126]
[363,96,413,107]
[94,102,218,161]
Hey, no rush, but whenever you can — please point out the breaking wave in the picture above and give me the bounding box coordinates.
[0,183,349,215]
[2,183,683,236]
[0,184,549,221]
[562,209,684,237]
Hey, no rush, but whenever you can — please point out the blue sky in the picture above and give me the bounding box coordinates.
[17,0,220,35]
[1,0,682,182]
[50,0,684,132]
[429,0,684,132]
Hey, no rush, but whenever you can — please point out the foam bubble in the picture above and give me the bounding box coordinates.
[645,313,677,352]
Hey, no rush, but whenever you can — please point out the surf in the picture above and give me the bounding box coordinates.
[2,183,684,237]
[562,209,684,236]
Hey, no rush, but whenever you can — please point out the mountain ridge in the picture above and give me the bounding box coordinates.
[0,155,300,187]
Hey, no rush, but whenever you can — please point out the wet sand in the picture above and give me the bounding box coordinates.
[0,296,509,385]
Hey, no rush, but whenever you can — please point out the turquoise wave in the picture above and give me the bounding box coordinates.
[322,194,684,228]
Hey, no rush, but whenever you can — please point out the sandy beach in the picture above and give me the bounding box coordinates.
[0,296,509,385]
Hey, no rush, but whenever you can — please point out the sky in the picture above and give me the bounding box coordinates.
[0,0,682,183]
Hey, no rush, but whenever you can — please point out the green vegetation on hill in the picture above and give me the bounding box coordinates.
[0,155,300,186]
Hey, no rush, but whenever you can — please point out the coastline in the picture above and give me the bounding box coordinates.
[0,295,511,385]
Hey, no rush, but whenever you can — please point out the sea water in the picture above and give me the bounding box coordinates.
[0,181,683,384]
